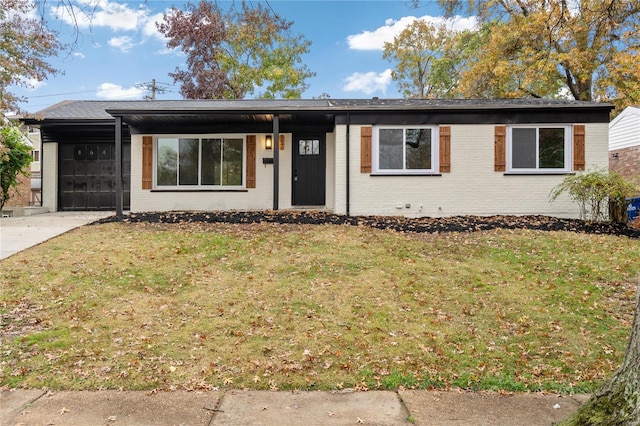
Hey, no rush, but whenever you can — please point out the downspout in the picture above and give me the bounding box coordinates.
[115,116,123,221]
[40,137,44,208]
[345,112,350,217]
[273,114,279,210]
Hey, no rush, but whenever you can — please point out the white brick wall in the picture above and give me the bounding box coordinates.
[131,133,336,213]
[278,135,292,208]
[41,142,57,211]
[333,126,347,214]
[334,123,609,218]
[325,132,336,210]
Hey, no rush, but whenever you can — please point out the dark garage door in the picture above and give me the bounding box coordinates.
[59,143,131,211]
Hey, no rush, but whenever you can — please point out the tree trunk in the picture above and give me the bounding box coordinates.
[557,278,640,425]
[610,199,629,224]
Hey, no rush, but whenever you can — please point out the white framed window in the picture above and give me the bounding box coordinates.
[372,126,438,174]
[155,136,245,188]
[507,125,572,173]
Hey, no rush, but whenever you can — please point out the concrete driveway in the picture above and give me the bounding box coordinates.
[0,211,114,260]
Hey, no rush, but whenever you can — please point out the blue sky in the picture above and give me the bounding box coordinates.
[14,0,476,113]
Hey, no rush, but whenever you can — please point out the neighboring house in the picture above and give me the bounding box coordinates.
[22,98,612,218]
[26,125,42,206]
[609,106,640,185]
[1,117,40,213]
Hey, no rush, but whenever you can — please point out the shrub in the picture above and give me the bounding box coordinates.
[550,169,638,223]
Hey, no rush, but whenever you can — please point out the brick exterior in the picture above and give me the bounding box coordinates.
[4,172,31,207]
[610,146,640,181]
[610,145,640,197]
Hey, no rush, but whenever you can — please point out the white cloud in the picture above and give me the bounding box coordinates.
[347,15,477,51]
[22,77,47,91]
[343,69,393,95]
[49,1,173,54]
[72,52,86,59]
[156,46,181,56]
[96,82,144,100]
[108,35,135,52]
[50,0,148,31]
[143,12,168,42]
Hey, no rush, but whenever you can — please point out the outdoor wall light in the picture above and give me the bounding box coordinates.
[265,135,273,150]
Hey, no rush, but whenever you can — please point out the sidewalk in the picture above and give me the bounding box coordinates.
[0,211,113,259]
[1,388,588,425]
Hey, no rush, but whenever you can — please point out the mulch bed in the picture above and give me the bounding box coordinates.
[94,211,640,239]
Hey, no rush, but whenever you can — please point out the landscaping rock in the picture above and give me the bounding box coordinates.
[95,211,640,239]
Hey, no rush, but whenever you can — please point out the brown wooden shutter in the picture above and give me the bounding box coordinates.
[279,134,285,151]
[439,126,451,173]
[573,125,585,171]
[361,126,372,173]
[494,126,506,172]
[142,136,153,189]
[246,135,256,188]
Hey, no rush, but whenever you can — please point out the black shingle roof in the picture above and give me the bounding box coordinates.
[28,98,612,121]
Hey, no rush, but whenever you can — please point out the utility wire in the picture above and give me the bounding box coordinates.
[19,80,179,104]
[22,90,99,99]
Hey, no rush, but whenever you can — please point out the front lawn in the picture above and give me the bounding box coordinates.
[1,220,638,392]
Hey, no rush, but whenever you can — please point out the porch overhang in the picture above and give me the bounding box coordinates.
[105,109,336,134]
[106,108,339,219]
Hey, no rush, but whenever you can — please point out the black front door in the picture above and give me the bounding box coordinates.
[292,135,325,206]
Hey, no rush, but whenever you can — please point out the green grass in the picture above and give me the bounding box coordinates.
[1,221,638,393]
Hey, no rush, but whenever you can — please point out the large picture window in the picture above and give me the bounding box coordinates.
[373,126,437,173]
[508,126,571,172]
[156,137,244,187]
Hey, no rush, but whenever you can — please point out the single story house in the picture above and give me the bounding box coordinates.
[609,105,640,184]
[22,98,612,218]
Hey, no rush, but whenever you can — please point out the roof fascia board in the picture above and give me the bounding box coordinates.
[106,102,614,117]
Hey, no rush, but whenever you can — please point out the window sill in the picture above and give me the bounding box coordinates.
[503,172,576,176]
[151,188,248,192]
[370,173,442,177]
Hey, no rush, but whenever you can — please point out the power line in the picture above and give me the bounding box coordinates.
[18,80,179,104]
[22,90,98,99]
[137,79,172,100]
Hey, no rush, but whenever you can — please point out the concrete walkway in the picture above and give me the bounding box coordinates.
[1,389,588,425]
[0,211,113,259]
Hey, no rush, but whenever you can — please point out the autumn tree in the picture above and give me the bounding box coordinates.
[157,1,315,100]
[382,20,456,98]
[430,0,640,111]
[0,0,62,114]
